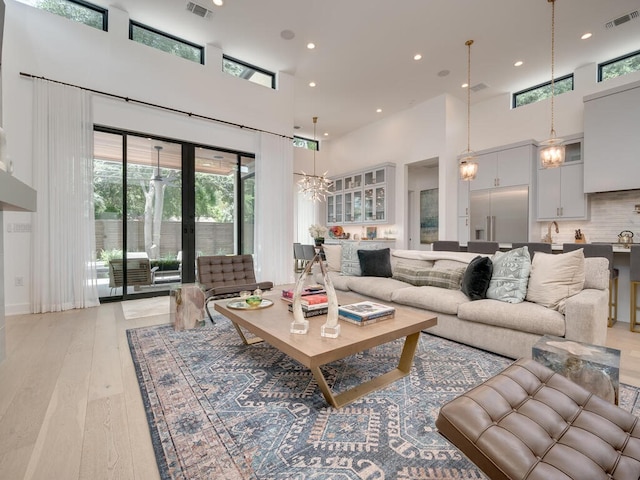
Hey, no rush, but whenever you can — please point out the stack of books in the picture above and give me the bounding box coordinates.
[338,301,395,326]
[281,287,328,318]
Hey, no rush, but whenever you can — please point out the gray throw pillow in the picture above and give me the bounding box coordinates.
[486,247,531,304]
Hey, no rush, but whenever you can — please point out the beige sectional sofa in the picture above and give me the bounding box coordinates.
[316,247,610,359]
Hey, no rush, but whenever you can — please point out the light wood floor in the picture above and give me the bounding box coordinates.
[0,302,639,480]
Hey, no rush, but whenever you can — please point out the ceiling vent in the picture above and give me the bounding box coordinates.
[186,1,213,19]
[605,10,638,29]
[470,83,489,93]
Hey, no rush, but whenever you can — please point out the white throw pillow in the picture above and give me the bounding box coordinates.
[322,244,342,272]
[486,247,531,304]
[525,249,585,313]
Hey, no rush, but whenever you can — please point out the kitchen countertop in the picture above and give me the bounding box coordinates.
[461,243,635,253]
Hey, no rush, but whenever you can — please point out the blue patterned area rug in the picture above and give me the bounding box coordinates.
[127,318,640,480]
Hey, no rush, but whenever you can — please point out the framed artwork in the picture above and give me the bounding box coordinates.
[420,188,438,244]
[366,226,377,240]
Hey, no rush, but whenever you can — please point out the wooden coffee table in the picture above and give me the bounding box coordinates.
[214,289,437,408]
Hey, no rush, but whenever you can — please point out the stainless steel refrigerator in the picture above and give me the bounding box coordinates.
[469,186,529,243]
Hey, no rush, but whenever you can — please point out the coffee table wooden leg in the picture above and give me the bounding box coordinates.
[311,331,422,408]
[231,321,263,345]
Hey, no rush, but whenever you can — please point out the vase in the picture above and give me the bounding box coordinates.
[314,237,324,247]
[290,250,339,338]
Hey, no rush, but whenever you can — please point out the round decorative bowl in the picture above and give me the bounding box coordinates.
[245,296,262,307]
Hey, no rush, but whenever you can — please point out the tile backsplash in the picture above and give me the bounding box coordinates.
[535,190,640,244]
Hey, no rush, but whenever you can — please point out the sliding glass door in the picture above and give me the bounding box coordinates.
[94,128,255,301]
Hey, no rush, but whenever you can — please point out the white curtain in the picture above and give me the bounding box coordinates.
[255,132,295,285]
[31,79,99,312]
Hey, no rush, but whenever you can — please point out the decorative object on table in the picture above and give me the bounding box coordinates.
[532,335,620,404]
[574,229,586,243]
[227,298,274,310]
[539,0,566,168]
[366,226,377,240]
[308,223,327,246]
[420,188,439,244]
[459,39,478,181]
[296,116,332,202]
[329,225,343,238]
[338,301,395,326]
[618,230,634,248]
[290,250,339,337]
[170,283,206,331]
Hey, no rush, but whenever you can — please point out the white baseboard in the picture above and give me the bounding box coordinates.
[5,303,31,316]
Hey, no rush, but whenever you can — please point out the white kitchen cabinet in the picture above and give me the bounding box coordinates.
[536,141,588,221]
[457,216,470,245]
[469,145,532,191]
[327,164,395,226]
[458,178,469,217]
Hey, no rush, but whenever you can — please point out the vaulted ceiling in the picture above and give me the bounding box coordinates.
[93,0,640,139]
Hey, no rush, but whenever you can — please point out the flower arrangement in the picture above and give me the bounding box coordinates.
[308,224,328,239]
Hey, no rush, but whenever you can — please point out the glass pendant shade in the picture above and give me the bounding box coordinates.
[539,137,565,168]
[459,155,478,181]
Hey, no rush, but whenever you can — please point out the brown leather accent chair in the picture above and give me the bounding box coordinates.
[436,358,640,480]
[196,255,273,323]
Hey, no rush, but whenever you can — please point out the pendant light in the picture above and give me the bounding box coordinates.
[153,145,163,181]
[539,0,565,168]
[459,39,478,181]
[297,116,332,202]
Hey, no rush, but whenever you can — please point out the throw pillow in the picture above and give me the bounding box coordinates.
[486,247,531,304]
[461,256,493,301]
[393,264,466,289]
[321,244,342,272]
[358,248,392,277]
[525,249,585,313]
[341,241,380,276]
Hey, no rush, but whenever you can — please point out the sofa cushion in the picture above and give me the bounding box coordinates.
[358,248,392,277]
[457,299,566,337]
[391,286,470,315]
[346,276,411,302]
[315,270,351,291]
[486,247,531,304]
[461,256,493,300]
[340,241,381,276]
[584,257,609,290]
[322,244,342,272]
[526,249,585,313]
[392,264,465,289]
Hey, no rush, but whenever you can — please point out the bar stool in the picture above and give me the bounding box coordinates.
[511,242,552,259]
[432,240,460,252]
[563,243,618,327]
[467,241,499,254]
[630,245,640,332]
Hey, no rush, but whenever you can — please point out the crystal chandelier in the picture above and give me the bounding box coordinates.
[459,39,478,181]
[539,0,565,168]
[298,116,332,201]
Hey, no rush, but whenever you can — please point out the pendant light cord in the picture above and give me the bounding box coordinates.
[465,40,473,153]
[312,116,318,177]
[549,0,556,138]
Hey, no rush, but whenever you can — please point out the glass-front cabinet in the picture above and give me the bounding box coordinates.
[327,164,395,226]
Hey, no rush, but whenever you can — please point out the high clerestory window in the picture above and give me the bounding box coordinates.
[129,21,204,64]
[223,56,276,89]
[293,136,318,151]
[26,0,107,31]
[599,50,640,82]
[512,74,573,108]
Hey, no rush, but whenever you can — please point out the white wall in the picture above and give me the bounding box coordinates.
[327,61,640,249]
[2,0,295,314]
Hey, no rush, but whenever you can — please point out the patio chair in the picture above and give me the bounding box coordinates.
[196,254,274,323]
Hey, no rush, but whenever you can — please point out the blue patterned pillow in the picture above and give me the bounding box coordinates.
[486,247,531,303]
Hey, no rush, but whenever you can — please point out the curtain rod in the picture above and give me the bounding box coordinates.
[19,72,294,140]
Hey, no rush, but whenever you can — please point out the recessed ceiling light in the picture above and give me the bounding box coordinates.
[414,53,422,61]
[437,70,450,77]
[280,30,295,40]
[307,42,316,49]
[376,108,382,113]
[514,60,524,67]
[309,81,316,87]
[581,32,592,40]
[212,0,224,6]
[323,132,329,136]
[461,83,469,88]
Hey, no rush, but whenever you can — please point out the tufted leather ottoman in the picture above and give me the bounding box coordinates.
[436,358,640,480]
